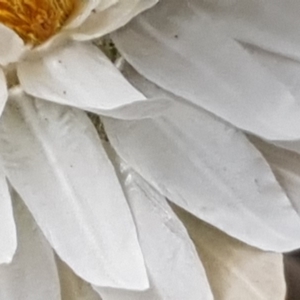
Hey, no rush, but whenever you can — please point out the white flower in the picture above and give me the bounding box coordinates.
[101,0,300,298]
[1,0,300,299]
[112,0,300,141]
[0,0,165,119]
[0,0,159,294]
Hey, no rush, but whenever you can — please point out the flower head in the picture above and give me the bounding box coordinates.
[1,0,300,299]
[0,0,78,45]
[0,0,161,293]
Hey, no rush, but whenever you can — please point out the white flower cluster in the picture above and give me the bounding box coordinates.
[0,0,299,299]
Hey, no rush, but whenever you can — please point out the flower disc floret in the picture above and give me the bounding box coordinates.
[0,0,78,45]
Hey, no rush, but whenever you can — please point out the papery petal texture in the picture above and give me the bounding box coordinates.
[103,69,300,252]
[96,153,213,300]
[0,68,7,117]
[57,259,102,300]
[187,0,300,61]
[0,163,16,263]
[112,0,300,140]
[65,0,101,29]
[18,42,168,119]
[0,191,60,300]
[0,89,148,289]
[174,206,286,300]
[73,0,158,40]
[96,0,118,12]
[245,45,300,105]
[0,24,25,66]
[250,137,300,216]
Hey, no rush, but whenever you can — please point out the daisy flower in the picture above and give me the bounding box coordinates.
[1,0,300,299]
[0,0,164,296]
[99,0,300,298]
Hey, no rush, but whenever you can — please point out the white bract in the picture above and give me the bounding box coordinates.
[1,0,300,299]
[0,0,164,119]
[0,0,157,294]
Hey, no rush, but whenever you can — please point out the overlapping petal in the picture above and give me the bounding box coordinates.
[0,89,148,289]
[95,0,118,12]
[96,153,213,300]
[112,0,300,140]
[18,41,169,119]
[175,206,286,300]
[244,45,300,133]
[0,191,60,300]
[0,24,25,66]
[0,0,296,298]
[65,0,101,29]
[103,68,300,251]
[0,163,16,263]
[57,259,102,300]
[250,137,300,216]
[186,0,300,61]
[73,0,158,40]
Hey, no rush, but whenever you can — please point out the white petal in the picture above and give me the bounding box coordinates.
[0,24,26,66]
[245,44,300,101]
[96,154,213,300]
[250,136,300,216]
[187,0,300,61]
[96,0,118,11]
[103,69,300,252]
[57,259,102,300]
[18,41,168,119]
[73,0,158,40]
[65,0,101,29]
[0,190,60,300]
[0,89,148,289]
[112,0,300,140]
[247,47,300,153]
[0,163,16,263]
[0,68,7,117]
[174,206,286,300]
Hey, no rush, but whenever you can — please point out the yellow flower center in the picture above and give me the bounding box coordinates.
[0,0,79,45]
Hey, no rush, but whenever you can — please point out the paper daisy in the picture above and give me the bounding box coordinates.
[1,0,300,300]
[103,0,300,298]
[0,0,160,296]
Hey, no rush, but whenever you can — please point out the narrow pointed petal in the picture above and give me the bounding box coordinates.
[103,69,300,252]
[174,206,286,300]
[18,41,168,120]
[65,0,100,29]
[112,0,300,140]
[0,190,60,300]
[73,0,158,40]
[57,259,102,300]
[240,50,300,152]
[96,154,213,300]
[245,45,300,104]
[186,0,300,61]
[250,136,300,216]
[0,89,148,289]
[0,164,16,263]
